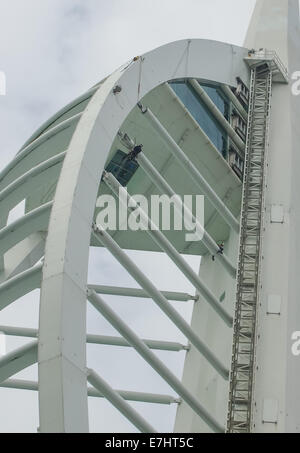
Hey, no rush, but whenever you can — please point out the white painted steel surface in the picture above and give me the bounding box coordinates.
[0,0,298,433]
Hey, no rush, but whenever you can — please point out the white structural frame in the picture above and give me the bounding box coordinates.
[35,39,248,433]
[0,0,299,433]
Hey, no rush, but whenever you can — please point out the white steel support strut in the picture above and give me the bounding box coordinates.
[88,284,197,302]
[103,171,233,327]
[87,369,157,433]
[0,379,180,405]
[92,224,229,379]
[0,264,42,310]
[220,84,248,122]
[137,104,240,233]
[0,114,81,186]
[0,341,38,383]
[0,325,188,352]
[87,289,225,433]
[189,79,246,153]
[135,150,236,278]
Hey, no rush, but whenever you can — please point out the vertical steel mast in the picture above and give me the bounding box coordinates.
[241,0,300,433]
[227,52,288,433]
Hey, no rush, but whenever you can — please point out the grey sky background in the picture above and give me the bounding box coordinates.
[0,0,257,433]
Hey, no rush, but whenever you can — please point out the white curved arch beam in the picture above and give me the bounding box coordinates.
[38,39,249,432]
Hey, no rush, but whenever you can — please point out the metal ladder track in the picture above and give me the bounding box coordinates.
[227,65,273,433]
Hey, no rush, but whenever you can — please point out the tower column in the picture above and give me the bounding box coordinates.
[244,0,300,433]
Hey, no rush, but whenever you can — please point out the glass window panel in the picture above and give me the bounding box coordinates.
[201,84,229,119]
[170,81,227,156]
[106,150,139,186]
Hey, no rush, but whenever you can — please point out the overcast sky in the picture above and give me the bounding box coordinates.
[0,0,258,433]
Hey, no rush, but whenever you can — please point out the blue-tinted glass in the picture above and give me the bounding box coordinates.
[202,84,229,119]
[170,82,227,155]
[106,150,139,186]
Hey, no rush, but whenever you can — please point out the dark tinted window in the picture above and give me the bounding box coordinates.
[106,150,139,186]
